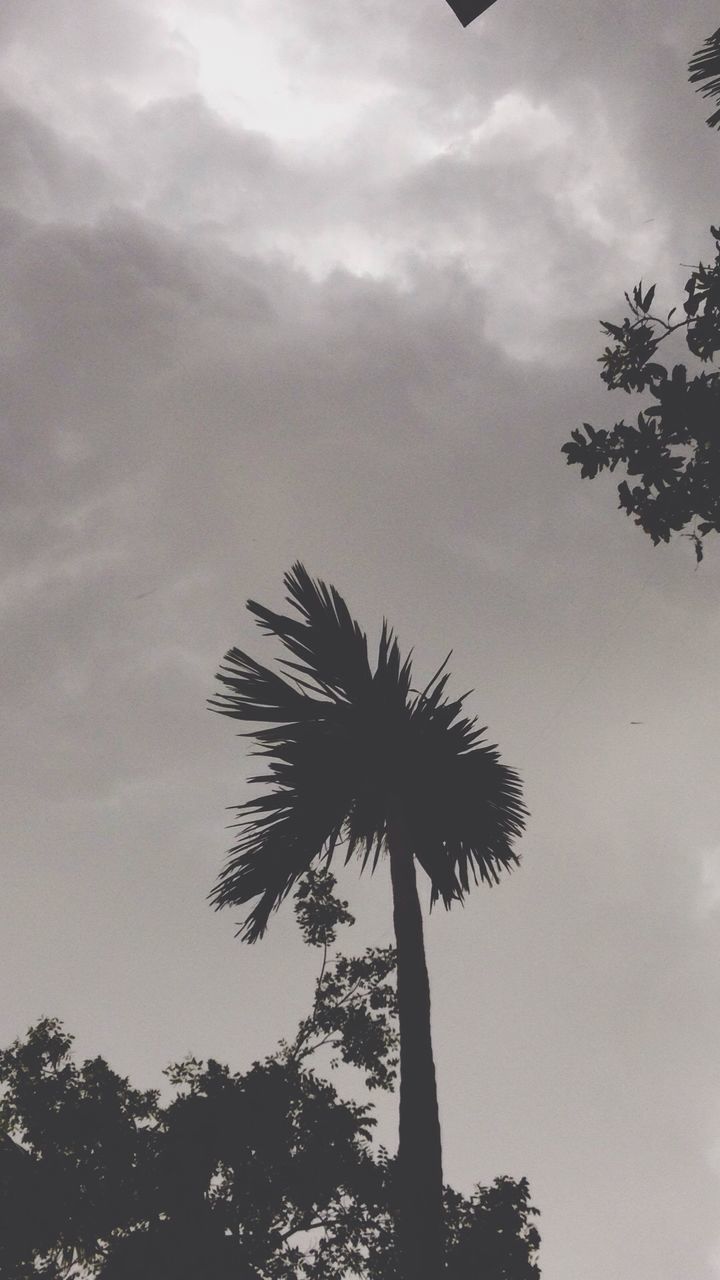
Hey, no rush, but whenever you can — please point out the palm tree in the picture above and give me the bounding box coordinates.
[689,27,720,129]
[209,564,527,1280]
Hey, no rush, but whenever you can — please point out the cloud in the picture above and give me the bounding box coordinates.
[0,0,684,366]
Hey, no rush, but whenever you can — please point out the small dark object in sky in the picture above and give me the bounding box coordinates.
[445,0,500,27]
[630,721,644,725]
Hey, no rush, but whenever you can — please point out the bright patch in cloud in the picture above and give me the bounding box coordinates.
[459,90,572,155]
[696,847,720,918]
[160,1,393,147]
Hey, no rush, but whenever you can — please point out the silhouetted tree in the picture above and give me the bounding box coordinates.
[445,1176,540,1280]
[209,563,527,1278]
[0,1017,159,1279]
[1,883,540,1277]
[0,1015,381,1280]
[561,230,720,562]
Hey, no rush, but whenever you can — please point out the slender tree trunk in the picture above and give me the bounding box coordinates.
[388,814,445,1280]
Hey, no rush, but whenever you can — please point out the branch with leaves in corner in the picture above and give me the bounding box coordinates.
[561,226,720,562]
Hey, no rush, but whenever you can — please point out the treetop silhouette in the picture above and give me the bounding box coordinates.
[209,562,526,941]
[0,879,541,1279]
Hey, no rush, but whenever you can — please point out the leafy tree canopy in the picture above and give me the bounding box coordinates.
[0,875,540,1279]
[561,227,720,561]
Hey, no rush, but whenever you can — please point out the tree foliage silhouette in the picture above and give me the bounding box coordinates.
[561,229,720,562]
[0,1018,159,1279]
[0,885,540,1279]
[0,1016,381,1280]
[209,563,527,1279]
[561,35,720,563]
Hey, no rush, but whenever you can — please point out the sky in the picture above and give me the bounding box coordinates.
[2,0,720,1275]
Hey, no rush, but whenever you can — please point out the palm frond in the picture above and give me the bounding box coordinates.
[689,27,720,129]
[375,621,414,707]
[247,562,372,701]
[211,718,357,941]
[209,647,325,724]
[405,725,526,906]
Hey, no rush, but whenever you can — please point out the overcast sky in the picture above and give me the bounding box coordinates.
[2,0,720,1276]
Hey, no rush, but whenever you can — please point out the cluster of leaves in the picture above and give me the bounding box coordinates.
[0,1019,158,1279]
[562,229,720,561]
[287,945,399,1092]
[0,875,540,1279]
[293,866,356,950]
[288,867,399,1091]
[444,1177,541,1280]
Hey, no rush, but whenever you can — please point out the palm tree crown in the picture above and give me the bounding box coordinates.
[209,563,527,941]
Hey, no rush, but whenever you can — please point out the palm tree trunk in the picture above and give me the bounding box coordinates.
[388,815,445,1280]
